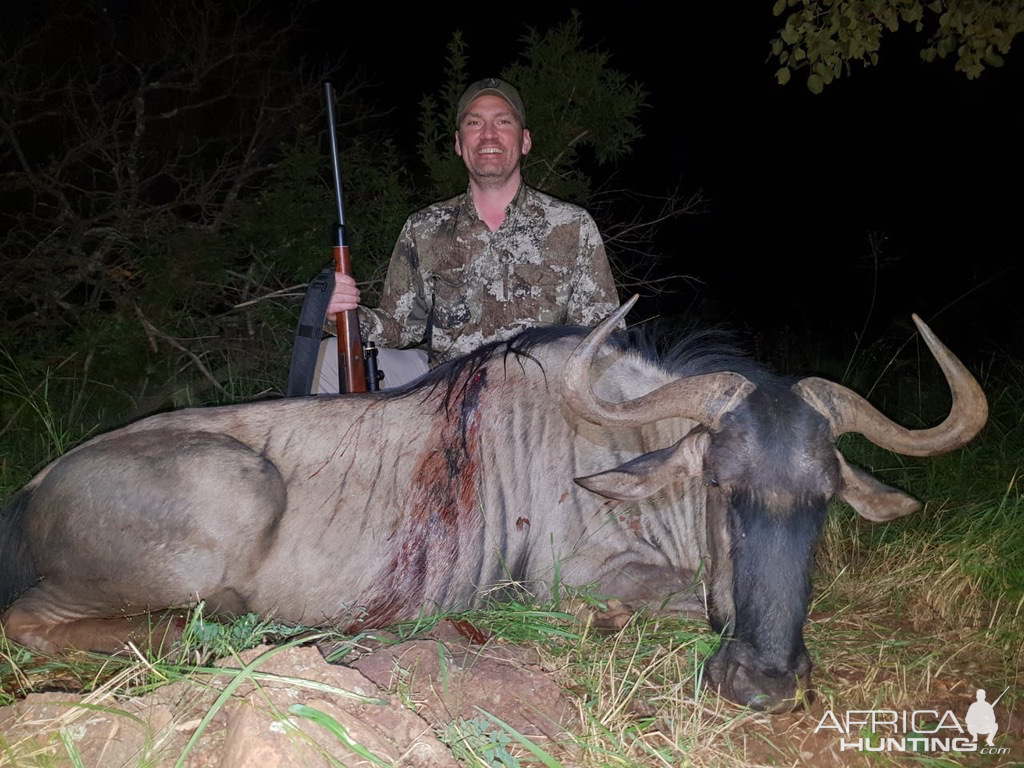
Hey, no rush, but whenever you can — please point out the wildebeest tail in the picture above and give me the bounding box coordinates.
[0,490,39,609]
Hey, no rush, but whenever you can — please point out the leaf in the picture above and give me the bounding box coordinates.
[173,637,386,768]
[58,729,87,768]
[807,73,825,94]
[475,709,564,768]
[901,2,923,23]
[289,704,391,766]
[776,67,793,85]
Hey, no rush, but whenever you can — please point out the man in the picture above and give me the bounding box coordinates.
[965,689,998,747]
[316,77,619,392]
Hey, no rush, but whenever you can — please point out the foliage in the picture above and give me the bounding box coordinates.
[1,3,664,461]
[770,0,1024,93]
[417,12,648,203]
[416,31,476,201]
[174,605,319,667]
[414,14,697,297]
[440,716,523,767]
[230,132,415,296]
[0,0,413,443]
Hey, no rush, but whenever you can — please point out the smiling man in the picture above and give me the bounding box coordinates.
[317,78,619,391]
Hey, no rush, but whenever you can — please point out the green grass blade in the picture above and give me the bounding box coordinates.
[475,708,563,768]
[288,703,391,766]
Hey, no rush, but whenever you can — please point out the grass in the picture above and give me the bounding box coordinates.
[1,538,1020,766]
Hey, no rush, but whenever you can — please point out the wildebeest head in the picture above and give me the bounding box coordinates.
[561,297,987,712]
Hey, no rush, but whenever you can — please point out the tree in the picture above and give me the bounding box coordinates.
[0,0,411,437]
[417,14,647,203]
[770,0,1024,93]
[0,5,696,476]
[416,14,701,295]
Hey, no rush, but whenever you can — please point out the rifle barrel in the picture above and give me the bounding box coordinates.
[324,82,345,227]
[323,81,367,393]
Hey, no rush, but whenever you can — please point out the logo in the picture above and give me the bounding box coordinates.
[965,689,1000,747]
[814,687,1010,755]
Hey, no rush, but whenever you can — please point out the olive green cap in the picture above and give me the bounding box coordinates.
[456,78,525,127]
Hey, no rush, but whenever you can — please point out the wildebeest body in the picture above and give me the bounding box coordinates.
[7,346,700,629]
[0,300,988,712]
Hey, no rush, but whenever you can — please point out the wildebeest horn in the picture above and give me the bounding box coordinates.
[561,295,755,429]
[794,315,988,456]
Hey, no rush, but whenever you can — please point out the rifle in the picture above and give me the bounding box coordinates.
[324,81,378,393]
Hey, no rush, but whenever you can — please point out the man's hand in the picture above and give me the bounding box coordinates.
[327,272,361,321]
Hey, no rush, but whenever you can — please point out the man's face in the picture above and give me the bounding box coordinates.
[454,94,532,187]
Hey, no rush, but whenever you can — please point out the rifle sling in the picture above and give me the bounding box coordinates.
[424,292,436,366]
[286,268,334,397]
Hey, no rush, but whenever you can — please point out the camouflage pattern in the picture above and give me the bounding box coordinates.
[359,184,619,364]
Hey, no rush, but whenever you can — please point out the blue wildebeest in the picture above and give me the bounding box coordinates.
[0,298,987,711]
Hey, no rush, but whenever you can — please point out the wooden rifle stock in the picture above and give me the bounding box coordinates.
[325,81,369,393]
[333,233,367,393]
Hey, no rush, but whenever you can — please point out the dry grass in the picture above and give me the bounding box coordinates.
[533,455,1024,766]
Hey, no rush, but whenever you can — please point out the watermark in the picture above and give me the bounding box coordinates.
[814,687,1010,755]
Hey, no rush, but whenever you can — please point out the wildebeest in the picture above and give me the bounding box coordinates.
[0,297,987,712]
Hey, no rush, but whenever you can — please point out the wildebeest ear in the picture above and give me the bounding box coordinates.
[834,450,922,521]
[575,430,710,501]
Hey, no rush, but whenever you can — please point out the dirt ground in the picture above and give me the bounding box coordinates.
[0,620,579,767]
[1,617,1019,767]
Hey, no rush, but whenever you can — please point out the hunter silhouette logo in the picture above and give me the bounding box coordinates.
[965,688,1005,747]
[814,685,1011,754]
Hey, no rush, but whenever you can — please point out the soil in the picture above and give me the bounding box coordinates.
[0,620,579,767]
[1,616,1019,767]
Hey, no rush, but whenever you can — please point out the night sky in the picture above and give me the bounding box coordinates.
[321,4,1022,358]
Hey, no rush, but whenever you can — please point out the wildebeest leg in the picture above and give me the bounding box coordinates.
[592,562,707,617]
[6,430,288,655]
[571,563,706,632]
[584,599,636,631]
[2,599,190,656]
[3,577,254,655]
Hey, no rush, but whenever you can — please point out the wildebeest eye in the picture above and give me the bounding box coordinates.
[708,477,719,487]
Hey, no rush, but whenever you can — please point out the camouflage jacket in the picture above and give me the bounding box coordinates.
[359,184,619,364]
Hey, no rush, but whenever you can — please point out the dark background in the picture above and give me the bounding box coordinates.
[315,4,1022,361]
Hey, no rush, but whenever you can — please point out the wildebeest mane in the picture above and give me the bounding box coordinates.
[397,325,591,413]
[398,320,770,416]
[625,321,768,382]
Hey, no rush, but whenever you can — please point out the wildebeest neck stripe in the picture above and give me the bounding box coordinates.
[353,369,488,628]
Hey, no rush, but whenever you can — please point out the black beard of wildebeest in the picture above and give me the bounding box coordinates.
[0,297,988,713]
[701,384,835,710]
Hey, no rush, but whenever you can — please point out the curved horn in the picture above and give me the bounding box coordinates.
[794,314,988,456]
[561,295,755,429]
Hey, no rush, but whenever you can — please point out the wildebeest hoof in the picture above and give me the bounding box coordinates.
[572,598,635,632]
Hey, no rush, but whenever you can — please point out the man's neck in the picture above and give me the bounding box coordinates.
[469,176,521,232]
